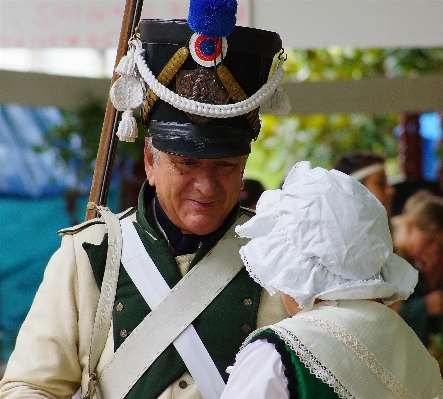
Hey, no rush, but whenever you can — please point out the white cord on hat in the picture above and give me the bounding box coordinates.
[133,39,287,118]
[110,38,289,142]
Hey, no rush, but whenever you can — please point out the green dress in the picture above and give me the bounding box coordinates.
[246,328,341,399]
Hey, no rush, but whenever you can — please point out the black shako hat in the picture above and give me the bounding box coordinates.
[138,19,282,159]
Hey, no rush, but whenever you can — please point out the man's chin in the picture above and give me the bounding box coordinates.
[181,214,224,235]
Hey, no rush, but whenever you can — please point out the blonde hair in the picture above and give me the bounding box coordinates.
[402,190,443,231]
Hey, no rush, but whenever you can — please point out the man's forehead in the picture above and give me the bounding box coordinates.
[163,151,247,163]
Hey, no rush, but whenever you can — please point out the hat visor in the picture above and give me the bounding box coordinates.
[149,121,253,158]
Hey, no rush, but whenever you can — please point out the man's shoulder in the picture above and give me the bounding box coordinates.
[57,207,137,237]
[239,206,255,218]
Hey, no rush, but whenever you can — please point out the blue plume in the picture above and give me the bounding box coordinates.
[188,0,238,38]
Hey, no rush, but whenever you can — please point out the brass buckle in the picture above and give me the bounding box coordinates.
[86,202,97,211]
[83,372,97,399]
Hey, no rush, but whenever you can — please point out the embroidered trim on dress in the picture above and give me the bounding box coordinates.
[302,315,420,399]
[242,326,354,399]
[248,330,300,399]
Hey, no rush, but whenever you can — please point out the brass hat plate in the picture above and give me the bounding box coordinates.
[176,68,230,124]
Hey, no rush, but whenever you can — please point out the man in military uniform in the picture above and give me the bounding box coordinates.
[0,5,289,398]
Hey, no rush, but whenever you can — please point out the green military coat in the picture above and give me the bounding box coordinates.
[0,182,288,398]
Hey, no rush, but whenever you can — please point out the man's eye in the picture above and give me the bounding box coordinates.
[176,159,196,167]
[219,162,238,168]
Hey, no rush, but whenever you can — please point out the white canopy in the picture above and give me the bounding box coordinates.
[2,69,442,114]
[1,0,443,113]
[1,0,443,49]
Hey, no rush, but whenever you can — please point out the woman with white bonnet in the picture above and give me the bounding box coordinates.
[220,161,443,399]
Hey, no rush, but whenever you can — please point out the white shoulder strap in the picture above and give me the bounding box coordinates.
[83,205,123,399]
[96,214,250,399]
[103,216,225,399]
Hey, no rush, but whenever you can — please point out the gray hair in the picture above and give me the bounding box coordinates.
[145,137,160,164]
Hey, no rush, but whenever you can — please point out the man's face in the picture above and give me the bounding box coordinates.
[406,221,443,272]
[144,144,247,235]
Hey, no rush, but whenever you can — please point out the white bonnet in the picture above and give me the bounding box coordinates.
[235,161,418,309]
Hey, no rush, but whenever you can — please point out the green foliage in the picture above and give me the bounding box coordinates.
[283,47,443,81]
[246,47,443,188]
[247,112,399,188]
[36,49,443,192]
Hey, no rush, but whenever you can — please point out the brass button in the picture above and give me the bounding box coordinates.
[116,303,124,312]
[243,298,253,307]
[242,324,252,333]
[120,329,128,338]
[178,380,188,389]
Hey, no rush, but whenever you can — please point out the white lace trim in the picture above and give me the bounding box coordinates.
[302,315,419,399]
[235,161,419,309]
[242,322,443,399]
[241,326,355,399]
[239,238,401,310]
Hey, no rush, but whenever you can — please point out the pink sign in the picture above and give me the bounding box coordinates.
[0,0,250,49]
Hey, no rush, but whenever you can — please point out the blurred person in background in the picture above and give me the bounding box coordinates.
[334,152,443,359]
[332,151,395,216]
[239,178,265,210]
[390,190,443,349]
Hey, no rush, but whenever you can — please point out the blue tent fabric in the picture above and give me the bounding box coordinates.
[0,196,70,362]
[394,112,443,181]
[0,104,118,364]
[420,112,443,141]
[0,193,118,363]
[419,112,443,181]
[0,104,71,363]
[0,104,70,197]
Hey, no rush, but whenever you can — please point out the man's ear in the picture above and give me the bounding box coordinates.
[240,155,248,181]
[144,142,156,186]
[240,169,245,188]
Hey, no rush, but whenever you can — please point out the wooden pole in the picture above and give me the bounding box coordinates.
[397,113,423,180]
[85,0,144,220]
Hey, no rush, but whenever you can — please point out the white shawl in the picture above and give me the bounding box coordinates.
[271,300,443,399]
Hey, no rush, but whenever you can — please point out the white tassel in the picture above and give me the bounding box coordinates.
[110,75,145,142]
[116,110,138,142]
[110,76,145,110]
[270,87,291,115]
[109,44,145,143]
[115,47,138,77]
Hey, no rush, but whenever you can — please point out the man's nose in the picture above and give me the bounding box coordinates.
[387,185,395,197]
[194,169,218,195]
